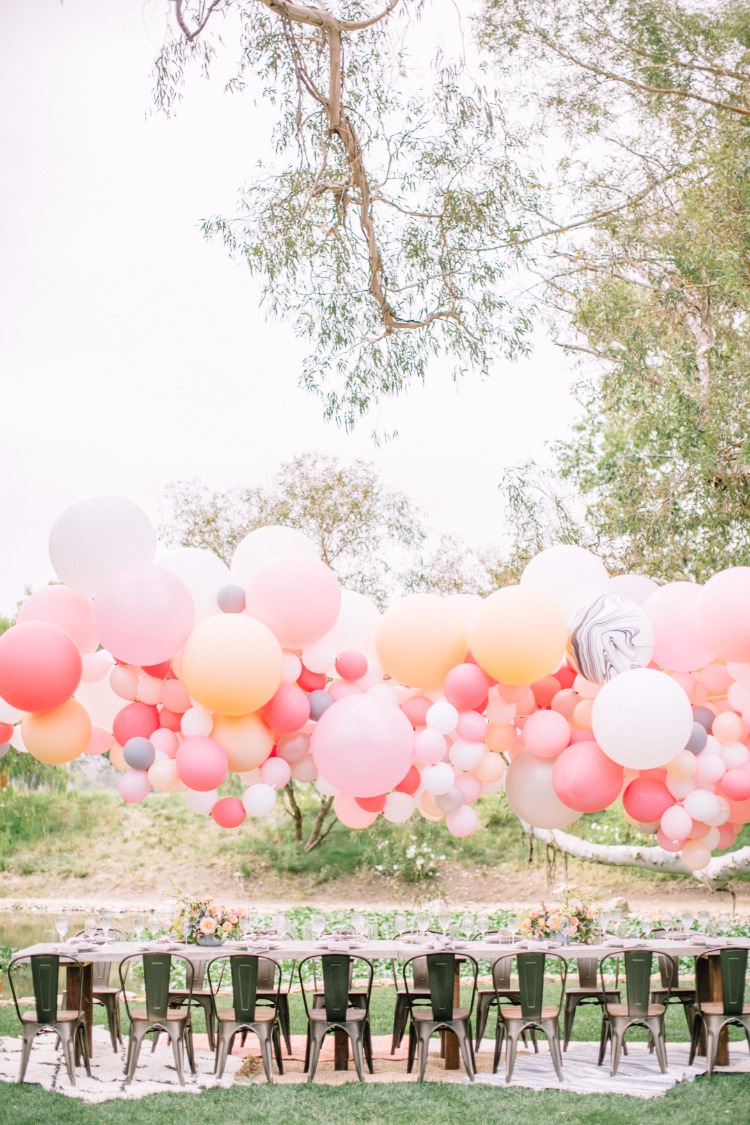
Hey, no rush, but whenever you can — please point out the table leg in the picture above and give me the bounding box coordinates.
[334,1027,349,1070]
[65,962,93,1063]
[443,962,461,1069]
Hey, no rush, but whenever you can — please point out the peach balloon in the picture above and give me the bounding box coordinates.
[211,712,274,773]
[148,757,181,791]
[180,614,283,716]
[108,743,128,770]
[682,838,712,871]
[375,594,467,690]
[22,699,92,764]
[486,723,515,753]
[550,689,579,721]
[110,664,139,701]
[85,727,114,756]
[473,750,506,784]
[17,585,98,654]
[334,792,378,829]
[712,710,744,744]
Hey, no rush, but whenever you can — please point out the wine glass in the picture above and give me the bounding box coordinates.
[438,910,452,936]
[507,913,520,944]
[54,914,69,945]
[660,910,673,937]
[273,912,289,939]
[640,913,653,938]
[132,915,146,942]
[717,911,731,936]
[311,913,326,941]
[459,913,474,941]
[83,916,97,941]
[415,913,430,942]
[476,913,490,941]
[394,912,407,938]
[99,913,113,943]
[351,911,366,937]
[681,911,695,936]
[599,911,611,940]
[696,910,710,935]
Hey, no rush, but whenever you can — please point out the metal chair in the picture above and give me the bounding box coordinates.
[597,949,675,1076]
[119,952,196,1085]
[8,953,91,1086]
[164,957,218,1051]
[255,955,295,1055]
[689,946,750,1075]
[390,931,441,1052]
[403,951,478,1082]
[73,928,124,1052]
[207,954,284,1081]
[650,952,696,1034]
[492,951,567,1082]
[298,953,374,1083]
[563,955,621,1049]
[474,941,523,1050]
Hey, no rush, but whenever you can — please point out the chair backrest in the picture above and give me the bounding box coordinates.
[576,956,598,988]
[92,960,113,988]
[256,956,276,990]
[516,953,548,1020]
[321,954,354,1021]
[230,955,260,1023]
[492,956,513,990]
[657,953,681,988]
[142,953,175,1022]
[31,954,62,1023]
[695,948,748,1017]
[425,953,456,1022]
[622,950,659,1018]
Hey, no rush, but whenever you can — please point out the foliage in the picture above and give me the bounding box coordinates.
[0,790,113,873]
[170,892,244,942]
[367,819,446,883]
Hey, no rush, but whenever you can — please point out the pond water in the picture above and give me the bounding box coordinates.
[0,913,90,950]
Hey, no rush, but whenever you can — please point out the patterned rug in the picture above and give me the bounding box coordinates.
[1,1028,748,1102]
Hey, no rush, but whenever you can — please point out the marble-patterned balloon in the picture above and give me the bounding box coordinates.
[567,594,655,685]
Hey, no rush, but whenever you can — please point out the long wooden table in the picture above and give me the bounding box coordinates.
[14,936,749,1071]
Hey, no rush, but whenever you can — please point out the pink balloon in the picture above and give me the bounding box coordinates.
[17,586,98,654]
[413,728,447,766]
[311,695,414,798]
[327,679,364,701]
[0,621,82,713]
[656,828,683,853]
[245,554,341,649]
[260,757,292,789]
[552,741,623,812]
[261,683,311,733]
[622,777,674,822]
[176,736,229,791]
[443,663,492,710]
[118,770,151,804]
[150,728,180,758]
[400,695,432,728]
[455,710,487,743]
[523,710,571,759]
[211,796,246,829]
[85,726,114,756]
[335,650,369,681]
[113,702,160,745]
[334,791,378,829]
[643,582,715,672]
[695,568,750,663]
[660,803,693,841]
[446,805,480,837]
[720,766,750,801]
[717,822,738,848]
[699,663,733,696]
[93,564,195,666]
[162,679,191,714]
[276,732,311,763]
[712,711,744,744]
[454,773,482,804]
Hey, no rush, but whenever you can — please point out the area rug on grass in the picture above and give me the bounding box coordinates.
[1,1029,748,1102]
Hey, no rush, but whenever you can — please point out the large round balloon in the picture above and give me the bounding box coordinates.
[180,614,283,716]
[695,568,750,662]
[608,573,658,605]
[158,547,231,623]
[469,586,567,686]
[93,565,195,666]
[230,525,319,586]
[567,593,655,685]
[323,589,381,657]
[22,698,92,764]
[643,582,715,672]
[175,736,229,791]
[520,545,609,621]
[0,621,82,712]
[245,554,342,649]
[375,594,467,690]
[591,668,693,769]
[16,585,98,654]
[504,750,581,829]
[211,712,274,772]
[49,496,157,597]
[311,694,414,797]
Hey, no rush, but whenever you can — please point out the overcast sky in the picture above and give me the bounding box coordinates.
[0,0,581,616]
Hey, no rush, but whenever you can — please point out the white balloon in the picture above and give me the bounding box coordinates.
[504,750,581,830]
[74,676,122,732]
[80,650,114,683]
[230,526,319,586]
[9,725,27,752]
[301,644,336,675]
[421,762,456,795]
[591,668,693,770]
[316,775,339,797]
[158,547,231,623]
[323,588,381,657]
[0,696,25,724]
[521,545,610,621]
[608,573,659,605]
[426,701,459,734]
[683,788,721,823]
[181,705,214,738]
[383,791,415,824]
[243,782,278,817]
[185,788,218,815]
[49,496,156,597]
[449,740,484,771]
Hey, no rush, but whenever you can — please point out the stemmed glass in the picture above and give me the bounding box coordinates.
[507,913,520,944]
[99,913,113,943]
[54,914,69,946]
[696,910,710,935]
[438,910,452,937]
[459,913,474,942]
[394,912,407,938]
[351,912,366,937]
[311,913,326,941]
[640,913,653,938]
[599,911,611,941]
[272,912,289,939]
[660,910,673,937]
[476,914,490,941]
[717,911,732,937]
[681,911,695,936]
[132,915,146,943]
[83,916,97,942]
[415,913,430,942]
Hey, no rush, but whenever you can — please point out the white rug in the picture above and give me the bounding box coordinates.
[473,1039,750,1097]
[0,1026,241,1103]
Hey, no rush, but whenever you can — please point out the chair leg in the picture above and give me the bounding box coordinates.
[391,994,409,1052]
[416,1027,431,1082]
[259,1029,274,1083]
[350,1029,366,1082]
[688,1013,702,1065]
[307,1029,323,1083]
[215,1028,231,1079]
[505,1030,519,1083]
[125,1027,145,1083]
[167,1026,185,1086]
[363,1020,374,1074]
[18,1030,35,1084]
[542,1019,563,1082]
[458,1026,475,1081]
[493,1019,506,1073]
[407,1023,417,1073]
[278,995,292,1055]
[610,1028,624,1077]
[273,1023,284,1074]
[475,994,494,1051]
[77,1021,92,1077]
[61,1027,77,1087]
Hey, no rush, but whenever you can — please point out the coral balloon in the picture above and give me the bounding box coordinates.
[180,614,283,716]
[17,585,98,654]
[591,668,693,769]
[245,554,341,649]
[334,792,378,829]
[0,622,82,713]
[22,699,92,764]
[335,650,369,681]
[375,594,467,690]
[504,750,581,829]
[93,564,195,666]
[552,741,624,813]
[211,797,246,829]
[176,736,229,791]
[261,683,311,733]
[49,496,157,597]
[622,778,674,823]
[469,586,567,687]
[311,694,414,798]
[112,702,160,745]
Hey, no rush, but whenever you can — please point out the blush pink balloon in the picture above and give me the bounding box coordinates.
[118,770,151,804]
[523,710,571,759]
[656,828,683,853]
[443,663,492,711]
[17,585,98,654]
[161,680,191,714]
[0,622,82,713]
[85,727,114,756]
[454,773,482,804]
[211,796,246,829]
[93,564,195,666]
[400,695,432,728]
[150,728,180,758]
[260,757,292,789]
[552,741,623,812]
[622,777,674,822]
[660,803,693,841]
[311,695,414,798]
[327,679,364,701]
[261,682,311,733]
[643,582,715,672]
[446,805,480,837]
[720,766,750,801]
[176,736,229,792]
[334,791,378,829]
[245,554,341,649]
[695,568,750,663]
[276,732,311,763]
[455,710,487,743]
[335,650,369,681]
[717,822,738,848]
[413,728,447,766]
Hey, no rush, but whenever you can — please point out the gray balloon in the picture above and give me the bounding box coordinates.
[123,736,155,770]
[308,690,335,721]
[435,786,465,814]
[217,584,246,613]
[685,722,708,755]
[692,706,715,733]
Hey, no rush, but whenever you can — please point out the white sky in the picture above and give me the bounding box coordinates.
[0,0,581,616]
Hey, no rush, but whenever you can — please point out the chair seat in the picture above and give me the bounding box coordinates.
[130,1009,189,1023]
[565,987,616,998]
[700,1001,750,1016]
[607,1003,665,1018]
[501,1005,558,1021]
[413,1007,471,1023]
[22,1010,80,1024]
[218,1007,276,1023]
[93,986,121,997]
[651,986,695,999]
[169,988,212,999]
[309,1007,367,1023]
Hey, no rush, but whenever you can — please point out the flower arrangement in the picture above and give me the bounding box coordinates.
[520,897,598,944]
[171,894,244,944]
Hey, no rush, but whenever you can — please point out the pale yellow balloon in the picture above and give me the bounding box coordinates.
[109,743,128,771]
[148,757,181,791]
[375,594,466,690]
[22,699,91,764]
[179,615,283,716]
[485,723,515,753]
[469,586,567,686]
[212,712,274,773]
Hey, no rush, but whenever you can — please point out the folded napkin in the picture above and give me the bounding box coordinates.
[325,939,351,951]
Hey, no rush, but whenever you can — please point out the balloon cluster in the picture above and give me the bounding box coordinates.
[2,497,750,872]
